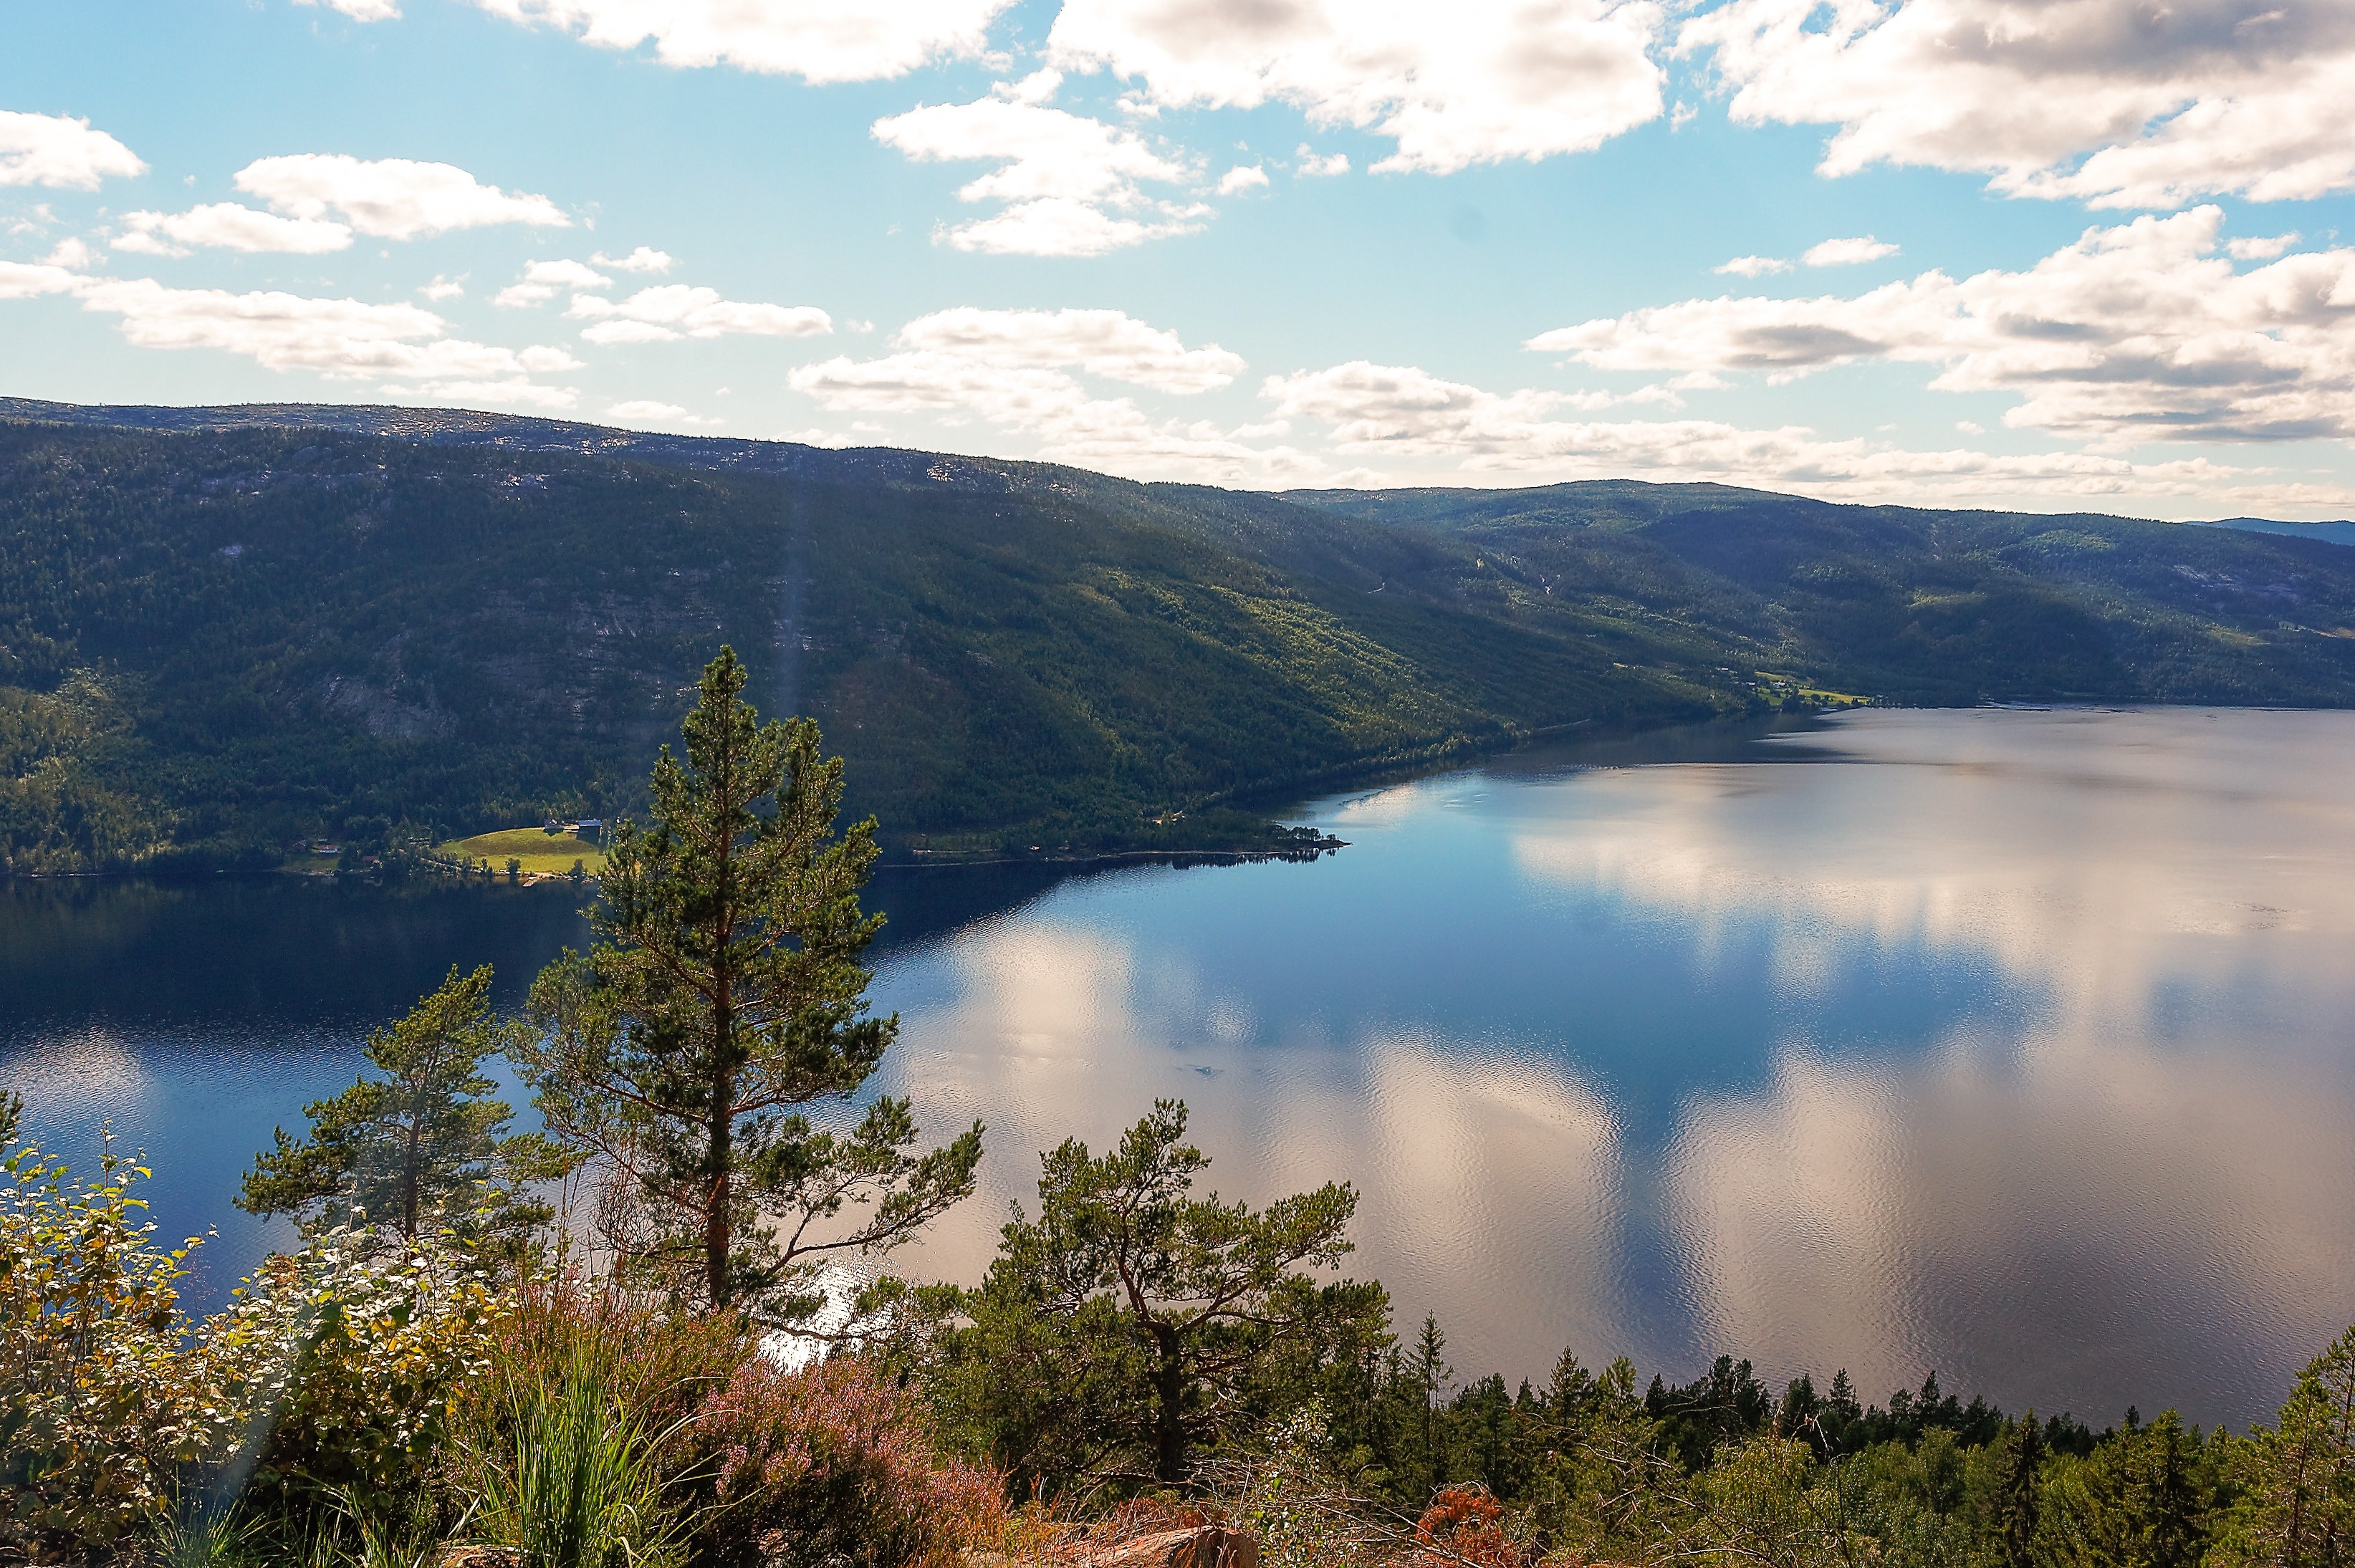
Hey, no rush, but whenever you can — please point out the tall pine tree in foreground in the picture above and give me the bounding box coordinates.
[238,963,559,1251]
[524,647,982,1322]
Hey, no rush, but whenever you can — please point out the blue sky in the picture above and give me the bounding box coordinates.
[4,0,2354,516]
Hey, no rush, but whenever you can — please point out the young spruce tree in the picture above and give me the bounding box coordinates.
[238,963,559,1251]
[524,647,982,1322]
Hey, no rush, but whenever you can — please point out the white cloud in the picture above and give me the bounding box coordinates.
[0,110,145,191]
[1217,164,1270,195]
[1049,0,1666,175]
[0,261,82,301]
[1714,254,1789,276]
[1680,0,2355,208]
[1527,207,2355,443]
[1803,235,1898,266]
[0,256,578,404]
[2229,233,2300,261]
[419,275,466,300]
[467,0,1012,83]
[606,399,716,425]
[873,91,1204,256]
[294,0,402,18]
[1296,147,1351,178]
[69,276,580,390]
[790,307,1292,481]
[41,238,98,270]
[936,197,1205,256]
[1261,358,2323,505]
[891,307,1245,392]
[567,284,831,342]
[494,257,612,307]
[234,155,568,241]
[591,246,673,273]
[113,203,353,257]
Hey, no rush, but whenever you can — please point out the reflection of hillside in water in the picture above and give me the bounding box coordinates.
[872,710,2355,1430]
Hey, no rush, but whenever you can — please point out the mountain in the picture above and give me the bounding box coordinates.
[4,399,2353,874]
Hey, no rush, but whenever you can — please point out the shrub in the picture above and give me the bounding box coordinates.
[1416,1485,1520,1568]
[0,1117,238,1552]
[1,1098,501,1559]
[221,1233,509,1527]
[676,1355,1007,1568]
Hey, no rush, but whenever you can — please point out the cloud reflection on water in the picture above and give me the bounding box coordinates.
[875,709,2355,1427]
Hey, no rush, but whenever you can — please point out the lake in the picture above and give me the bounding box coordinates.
[6,707,2353,1431]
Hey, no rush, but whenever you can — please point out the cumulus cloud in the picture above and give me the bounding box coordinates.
[1803,234,1898,266]
[1049,0,1666,175]
[1296,148,1351,177]
[606,399,716,425]
[0,258,578,405]
[1715,254,1789,276]
[294,0,403,18]
[419,276,466,300]
[42,238,99,271]
[1261,358,2315,504]
[2229,233,2300,261]
[113,203,353,257]
[0,260,82,301]
[1217,164,1270,195]
[592,246,673,273]
[1680,0,2355,208]
[0,110,145,190]
[234,155,568,241]
[873,90,1204,256]
[1527,207,2355,443]
[567,284,831,343]
[939,196,1206,256]
[790,306,1293,481]
[466,0,1011,83]
[891,307,1245,391]
[494,257,611,307]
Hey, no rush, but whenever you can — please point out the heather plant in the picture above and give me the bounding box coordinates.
[674,1355,1007,1568]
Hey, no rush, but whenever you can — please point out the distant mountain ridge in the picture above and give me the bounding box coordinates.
[4,399,2354,873]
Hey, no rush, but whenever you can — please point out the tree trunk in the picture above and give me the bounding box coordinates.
[1152,1322,1187,1486]
[401,1102,423,1240]
[706,1069,732,1307]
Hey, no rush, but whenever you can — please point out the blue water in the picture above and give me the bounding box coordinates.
[7,708,2354,1430]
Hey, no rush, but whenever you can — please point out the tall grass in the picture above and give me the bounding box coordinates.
[463,1346,684,1568]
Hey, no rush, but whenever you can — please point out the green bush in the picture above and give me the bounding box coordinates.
[0,1109,237,1552]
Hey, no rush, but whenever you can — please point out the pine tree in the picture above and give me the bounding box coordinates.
[523,647,982,1319]
[238,963,558,1250]
[910,1098,1377,1491]
[2220,1327,2355,1568]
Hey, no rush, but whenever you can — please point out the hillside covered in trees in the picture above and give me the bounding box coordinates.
[5,400,2355,873]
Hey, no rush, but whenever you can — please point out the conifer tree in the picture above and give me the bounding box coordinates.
[907,1098,1378,1492]
[1995,1411,2047,1568]
[2220,1326,2355,1568]
[523,647,982,1320]
[238,963,557,1250]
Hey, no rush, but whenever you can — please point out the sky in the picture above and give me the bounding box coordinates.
[3,0,2354,518]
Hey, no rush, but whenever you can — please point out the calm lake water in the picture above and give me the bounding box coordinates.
[6,707,2354,1430]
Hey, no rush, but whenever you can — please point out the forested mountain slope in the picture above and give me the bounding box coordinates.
[0,413,1718,872]
[4,400,2353,873]
[1287,481,2355,706]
